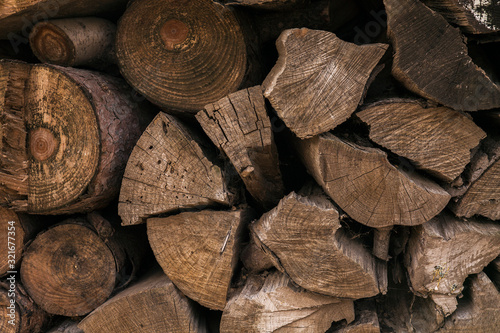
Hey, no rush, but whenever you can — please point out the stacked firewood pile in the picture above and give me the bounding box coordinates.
[1,0,499,332]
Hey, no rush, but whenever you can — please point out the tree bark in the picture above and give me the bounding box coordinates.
[20,215,145,316]
[294,133,450,228]
[197,85,284,209]
[262,28,387,138]
[357,100,486,183]
[251,190,387,299]
[78,269,208,333]
[220,271,355,333]
[29,18,116,68]
[115,0,250,113]
[384,0,500,111]
[118,112,236,226]
[147,207,254,310]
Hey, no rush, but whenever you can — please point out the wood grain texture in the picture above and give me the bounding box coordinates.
[220,271,355,333]
[147,208,253,310]
[118,112,235,225]
[295,133,450,228]
[222,0,305,10]
[262,28,387,138]
[252,191,387,299]
[197,86,284,209]
[385,0,500,111]
[78,270,207,333]
[357,101,486,182]
[329,300,380,333]
[115,0,247,113]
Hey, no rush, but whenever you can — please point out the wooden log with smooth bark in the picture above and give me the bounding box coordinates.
[423,0,500,34]
[0,61,142,214]
[196,86,284,209]
[438,272,500,332]
[357,100,486,183]
[385,0,500,111]
[251,190,387,299]
[294,133,451,228]
[0,0,127,39]
[118,112,236,226]
[147,208,254,310]
[78,270,207,333]
[328,300,380,333]
[262,28,387,138]
[29,18,116,68]
[220,271,355,333]
[115,0,249,113]
[20,215,144,316]
[0,280,50,333]
[405,212,500,315]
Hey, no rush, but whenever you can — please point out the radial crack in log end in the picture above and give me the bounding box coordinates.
[357,101,486,183]
[119,112,235,225]
[262,28,388,139]
[385,0,500,111]
[220,271,355,333]
[147,207,254,310]
[405,212,500,301]
[251,190,386,299]
[295,133,450,227]
[115,0,247,113]
[78,270,208,333]
[197,85,284,209]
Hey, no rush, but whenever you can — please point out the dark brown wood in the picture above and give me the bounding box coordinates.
[29,18,116,68]
[196,86,284,209]
[220,271,355,333]
[47,319,83,333]
[118,112,236,226]
[147,208,254,310]
[262,28,387,138]
[385,0,500,111]
[240,238,275,273]
[222,0,305,10]
[78,270,208,333]
[329,300,380,333]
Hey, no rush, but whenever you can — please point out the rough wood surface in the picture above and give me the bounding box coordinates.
[115,0,248,113]
[223,0,305,10]
[357,100,486,182]
[240,238,275,273]
[385,0,500,111]
[252,190,387,299]
[373,227,392,261]
[118,112,235,225]
[262,28,387,138]
[147,208,254,310]
[423,0,500,34]
[405,212,500,305]
[329,300,380,333]
[197,86,284,209]
[220,271,355,333]
[438,272,500,332]
[78,270,207,333]
[29,18,116,67]
[0,281,49,333]
[295,133,450,228]
[47,319,82,333]
[0,0,127,39]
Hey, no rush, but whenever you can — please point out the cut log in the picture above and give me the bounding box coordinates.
[0,208,40,276]
[47,319,83,333]
[405,212,500,307]
[438,272,500,332]
[0,280,49,333]
[240,238,275,273]
[222,0,305,10]
[147,208,254,310]
[385,0,500,111]
[220,271,355,333]
[294,133,450,228]
[0,61,142,214]
[357,100,486,183]
[29,18,116,68]
[115,0,248,113]
[78,269,208,333]
[423,0,500,34]
[196,86,284,209]
[262,28,387,138]
[251,190,387,299]
[328,300,380,333]
[118,112,236,225]
[20,215,145,316]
